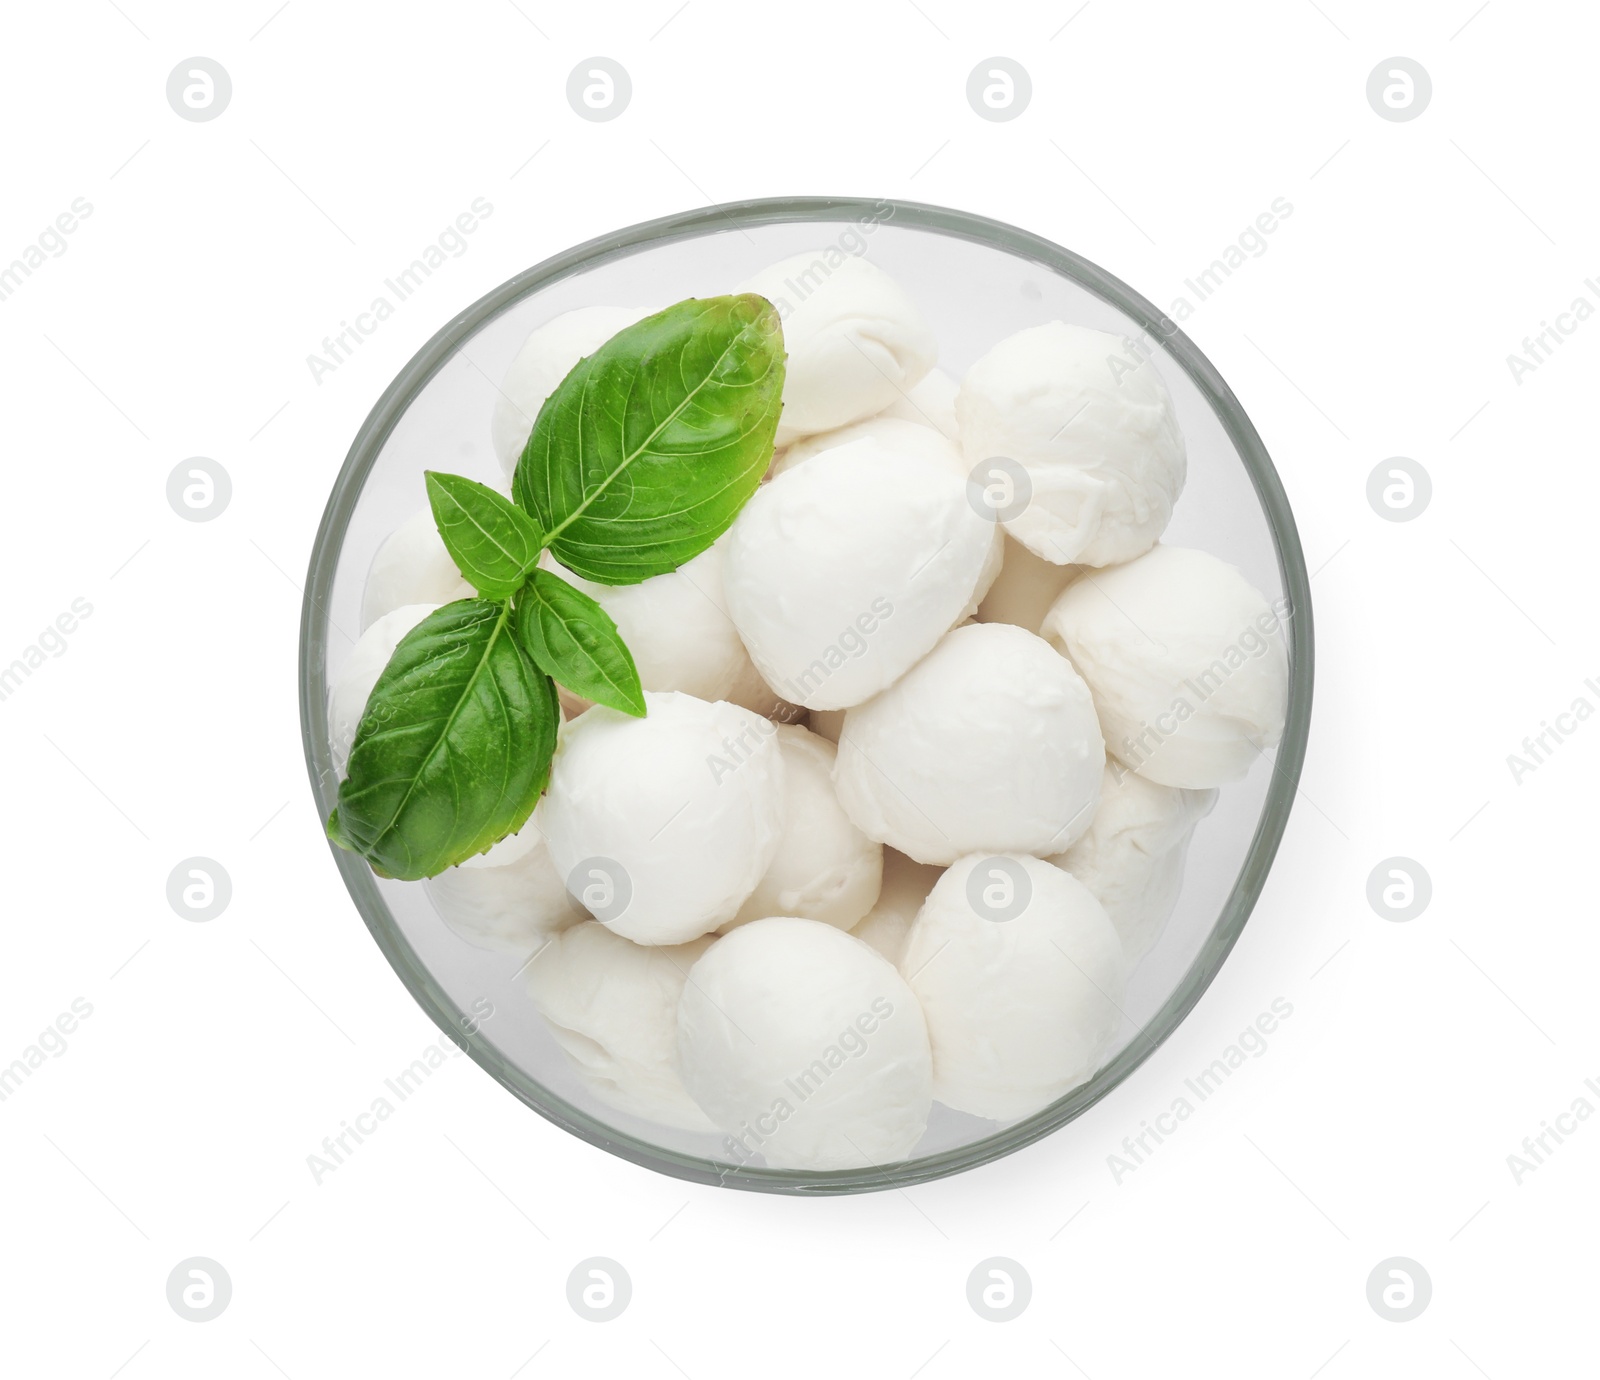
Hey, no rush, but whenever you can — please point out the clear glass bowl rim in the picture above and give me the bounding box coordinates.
[297,195,1315,1196]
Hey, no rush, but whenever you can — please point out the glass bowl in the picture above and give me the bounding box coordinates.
[298,196,1313,1194]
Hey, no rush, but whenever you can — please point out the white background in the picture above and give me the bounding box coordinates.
[2,1,1595,1375]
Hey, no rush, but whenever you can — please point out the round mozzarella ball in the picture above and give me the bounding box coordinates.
[540,692,787,944]
[725,439,996,711]
[1048,765,1216,961]
[723,726,883,932]
[360,507,473,630]
[876,366,959,440]
[1041,545,1289,788]
[425,815,587,956]
[770,423,1003,620]
[527,921,715,1132]
[850,849,943,967]
[773,415,962,481]
[490,305,646,482]
[541,536,787,717]
[900,854,1125,1120]
[737,253,936,444]
[977,535,1083,634]
[835,622,1105,865]
[957,322,1186,567]
[328,603,438,776]
[677,918,933,1170]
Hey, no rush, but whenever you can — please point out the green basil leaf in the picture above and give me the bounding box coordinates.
[513,294,784,586]
[515,569,646,717]
[425,471,545,599]
[329,599,558,880]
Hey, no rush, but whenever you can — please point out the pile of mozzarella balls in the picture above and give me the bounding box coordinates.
[331,250,1289,1172]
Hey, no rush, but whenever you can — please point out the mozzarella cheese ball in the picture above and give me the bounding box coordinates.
[677,918,933,1170]
[542,536,786,717]
[328,602,438,776]
[876,366,959,440]
[737,253,936,445]
[425,814,587,955]
[540,692,786,944]
[957,322,1186,566]
[360,507,473,630]
[1042,545,1289,788]
[1048,765,1216,961]
[773,415,962,481]
[723,726,883,932]
[835,622,1105,865]
[490,305,646,482]
[527,921,715,1132]
[850,849,943,967]
[725,440,996,711]
[900,854,1125,1120]
[977,535,1083,634]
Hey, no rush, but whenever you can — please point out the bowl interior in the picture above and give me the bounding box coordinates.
[300,199,1310,1193]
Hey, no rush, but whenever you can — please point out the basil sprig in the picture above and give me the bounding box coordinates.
[326,294,784,879]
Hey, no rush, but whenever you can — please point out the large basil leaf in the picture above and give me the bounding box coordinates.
[425,471,544,599]
[512,294,784,585]
[514,569,646,717]
[328,600,558,880]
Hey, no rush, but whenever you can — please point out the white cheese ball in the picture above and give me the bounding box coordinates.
[328,603,438,776]
[850,849,943,967]
[977,535,1083,634]
[540,692,786,944]
[876,366,958,440]
[424,815,587,956]
[1042,545,1289,788]
[542,536,786,717]
[835,622,1105,865]
[360,507,473,630]
[900,854,1125,1120]
[490,305,646,482]
[738,253,936,445]
[772,415,962,481]
[957,321,1186,567]
[723,726,883,932]
[725,439,996,711]
[527,921,715,1132]
[677,918,933,1170]
[1048,765,1216,961]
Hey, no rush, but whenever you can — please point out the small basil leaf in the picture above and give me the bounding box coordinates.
[515,570,647,717]
[513,294,784,586]
[329,599,558,880]
[425,471,545,600]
